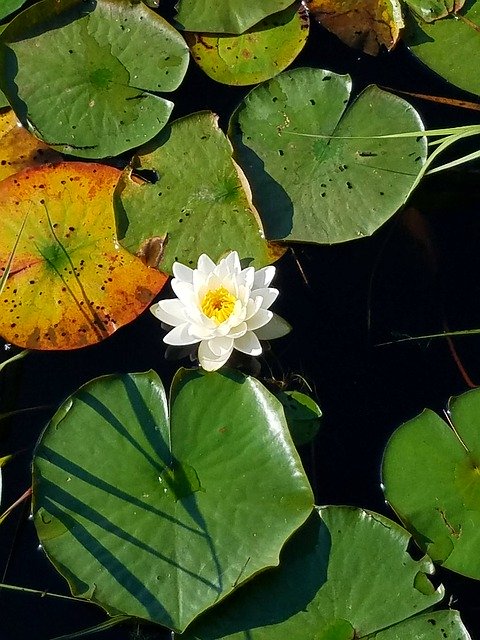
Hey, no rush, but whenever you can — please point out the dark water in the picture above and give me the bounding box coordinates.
[2,15,480,640]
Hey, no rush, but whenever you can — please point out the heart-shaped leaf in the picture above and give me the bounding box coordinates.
[405,0,480,96]
[117,111,284,275]
[0,162,167,350]
[306,0,404,55]
[32,369,314,631]
[186,5,309,86]
[229,68,426,244]
[0,0,189,158]
[383,388,480,578]
[0,108,61,182]
[174,0,294,34]
[180,506,467,640]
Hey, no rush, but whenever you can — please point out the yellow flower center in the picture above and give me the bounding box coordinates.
[201,287,236,323]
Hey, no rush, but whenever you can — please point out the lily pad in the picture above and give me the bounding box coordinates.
[382,387,480,578]
[179,506,464,640]
[32,368,314,631]
[174,0,294,34]
[229,68,426,244]
[0,108,61,182]
[0,0,189,158]
[405,0,480,96]
[276,390,322,446]
[0,0,28,23]
[185,5,309,86]
[117,111,283,275]
[0,162,167,350]
[0,25,7,108]
[306,0,404,55]
[403,0,466,21]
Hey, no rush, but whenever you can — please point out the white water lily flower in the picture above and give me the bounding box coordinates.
[150,251,290,371]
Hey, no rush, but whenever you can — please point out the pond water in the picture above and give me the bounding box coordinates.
[1,13,480,640]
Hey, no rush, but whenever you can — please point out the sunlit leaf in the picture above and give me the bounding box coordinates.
[0,0,189,158]
[0,108,61,182]
[404,0,465,21]
[306,0,404,55]
[117,111,284,275]
[405,0,480,96]
[383,387,480,579]
[0,162,167,350]
[276,390,322,445]
[229,68,426,244]
[186,5,309,86]
[179,506,467,640]
[0,0,28,23]
[33,368,314,631]
[174,0,294,34]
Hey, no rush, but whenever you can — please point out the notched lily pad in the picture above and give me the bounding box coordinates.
[180,506,458,640]
[0,108,61,182]
[186,5,309,86]
[229,68,426,244]
[306,0,404,55]
[404,0,465,22]
[383,387,480,578]
[0,162,167,350]
[117,110,283,275]
[174,0,294,35]
[33,368,314,631]
[0,0,189,158]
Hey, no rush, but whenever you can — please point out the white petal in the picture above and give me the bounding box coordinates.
[187,323,215,340]
[164,323,200,346]
[208,336,234,357]
[245,296,263,321]
[237,266,254,290]
[254,313,291,340]
[222,250,241,274]
[251,287,279,310]
[227,321,248,339]
[234,331,262,356]
[246,308,273,331]
[172,262,194,283]
[198,339,233,371]
[150,299,186,327]
[253,265,275,289]
[197,254,216,274]
[171,280,196,308]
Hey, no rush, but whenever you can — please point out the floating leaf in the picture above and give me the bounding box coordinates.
[186,5,309,86]
[0,25,7,108]
[276,390,322,445]
[383,387,480,579]
[403,0,466,21]
[229,68,426,244]
[117,111,283,274]
[0,0,189,158]
[0,162,167,350]
[306,0,404,55]
[0,0,28,23]
[179,506,467,640]
[174,0,294,34]
[405,0,480,96]
[0,108,61,182]
[33,368,314,631]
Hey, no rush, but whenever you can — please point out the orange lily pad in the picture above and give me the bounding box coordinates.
[0,162,167,350]
[307,0,404,55]
[0,108,61,182]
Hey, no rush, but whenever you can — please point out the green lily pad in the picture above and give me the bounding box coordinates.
[174,0,294,34]
[403,0,465,21]
[0,0,189,158]
[276,390,322,446]
[116,111,284,275]
[405,0,480,96]
[383,388,480,578]
[229,68,426,243]
[0,0,28,23]
[33,368,314,631]
[186,5,309,86]
[0,25,7,108]
[179,506,464,640]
